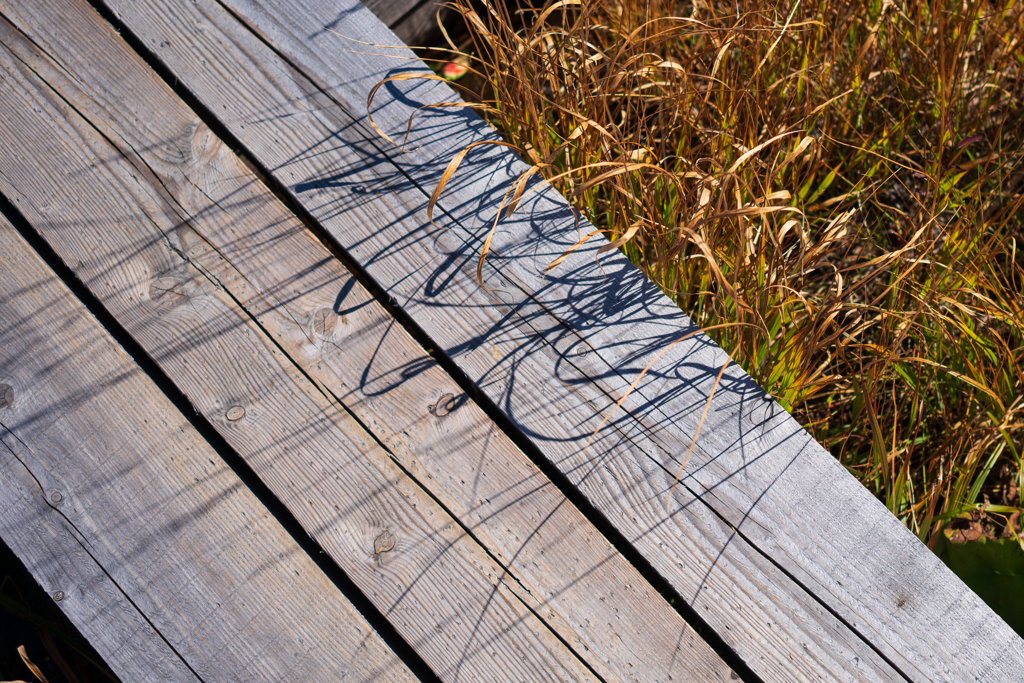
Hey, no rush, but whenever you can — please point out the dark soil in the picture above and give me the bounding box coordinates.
[945,461,1023,543]
[0,536,120,683]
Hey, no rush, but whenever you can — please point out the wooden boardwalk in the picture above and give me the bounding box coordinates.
[0,0,1019,681]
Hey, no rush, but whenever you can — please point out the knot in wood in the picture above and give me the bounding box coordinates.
[226,405,246,421]
[0,383,12,409]
[309,307,343,340]
[373,529,396,559]
[428,393,456,418]
[148,277,192,310]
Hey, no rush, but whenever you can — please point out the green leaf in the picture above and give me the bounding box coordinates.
[967,442,1006,505]
[805,166,838,205]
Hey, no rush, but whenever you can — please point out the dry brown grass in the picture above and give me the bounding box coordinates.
[406,0,1024,545]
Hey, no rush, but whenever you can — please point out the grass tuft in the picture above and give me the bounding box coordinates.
[404,0,1024,545]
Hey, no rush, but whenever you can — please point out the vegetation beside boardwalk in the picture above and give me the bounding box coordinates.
[425,0,1024,546]
[0,538,120,682]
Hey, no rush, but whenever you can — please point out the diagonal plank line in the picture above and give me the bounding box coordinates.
[0,5,739,680]
[0,189,443,683]
[71,2,772,679]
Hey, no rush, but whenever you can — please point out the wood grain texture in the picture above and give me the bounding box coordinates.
[389,1,454,47]
[51,0,909,680]
[72,0,913,679]
[83,0,1024,680]
[359,0,450,46]
[0,442,200,683]
[0,4,736,681]
[0,24,596,683]
[0,213,413,683]
[360,0,414,28]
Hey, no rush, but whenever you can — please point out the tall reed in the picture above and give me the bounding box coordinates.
[417,0,1024,544]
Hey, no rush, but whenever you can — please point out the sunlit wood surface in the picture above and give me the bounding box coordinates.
[0,0,1019,681]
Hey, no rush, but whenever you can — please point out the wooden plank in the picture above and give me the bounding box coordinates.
[0,5,739,682]
[360,0,418,31]
[81,0,1024,680]
[0,213,415,683]
[357,0,453,46]
[0,439,201,683]
[26,0,911,680]
[389,1,454,47]
[0,22,597,683]
[60,0,914,680]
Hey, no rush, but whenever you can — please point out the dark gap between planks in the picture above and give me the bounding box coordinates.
[79,0,771,679]
[81,0,773,678]
[0,12,616,677]
[0,191,443,683]
[387,0,433,32]
[1,8,615,677]
[0,11,618,680]
[0,536,122,682]
[172,6,919,680]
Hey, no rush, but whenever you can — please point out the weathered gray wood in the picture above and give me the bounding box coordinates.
[360,0,414,28]
[0,213,414,683]
[86,0,1024,680]
[389,1,454,47]
[0,24,599,683]
[73,0,911,680]
[52,0,910,680]
[360,0,450,46]
[356,0,452,46]
[0,442,201,683]
[0,4,737,681]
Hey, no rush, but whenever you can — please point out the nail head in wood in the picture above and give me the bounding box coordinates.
[0,383,13,408]
[226,405,245,421]
[49,490,63,504]
[52,591,64,602]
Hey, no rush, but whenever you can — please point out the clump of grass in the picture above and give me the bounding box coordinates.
[415,0,1024,545]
